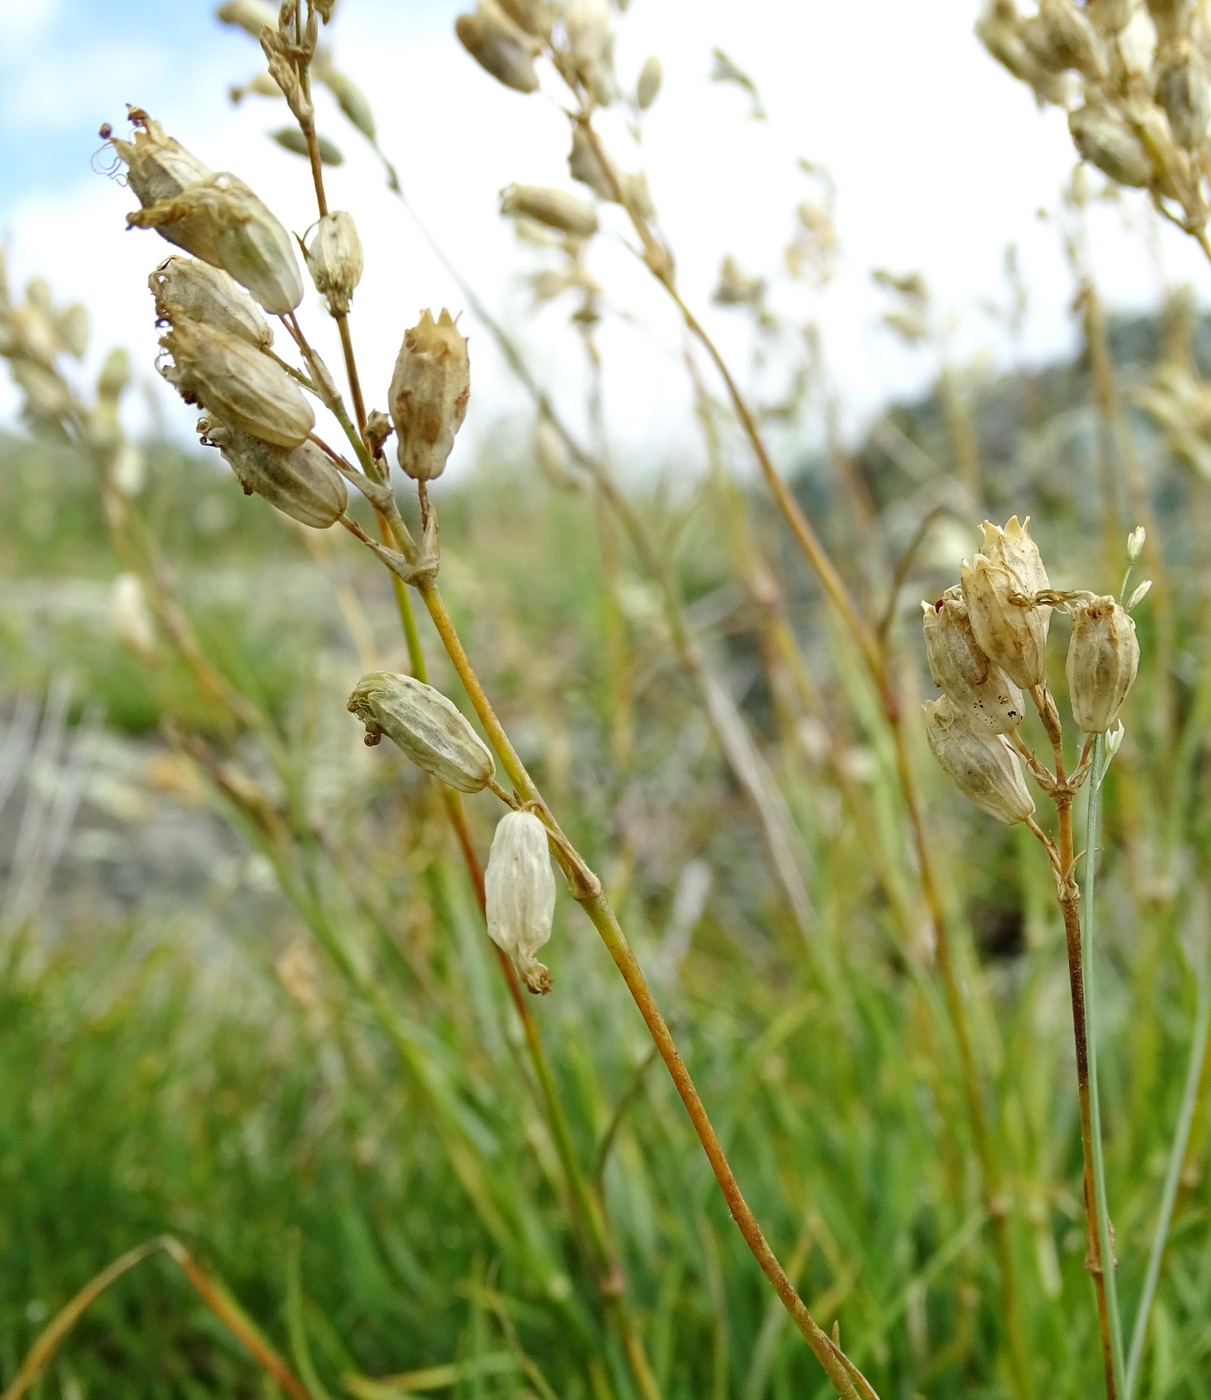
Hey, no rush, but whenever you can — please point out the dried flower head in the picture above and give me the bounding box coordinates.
[1066,595,1140,732]
[455,2,541,93]
[485,809,556,994]
[304,210,363,316]
[200,415,348,528]
[500,184,599,237]
[111,109,303,314]
[1068,103,1152,188]
[346,672,496,792]
[959,517,1051,690]
[149,256,273,349]
[160,320,314,447]
[388,309,471,481]
[922,588,1026,733]
[923,696,1036,825]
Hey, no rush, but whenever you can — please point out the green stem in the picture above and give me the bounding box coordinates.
[1124,906,1211,1397]
[1082,737,1127,1395]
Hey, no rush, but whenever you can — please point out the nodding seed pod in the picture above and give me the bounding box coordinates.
[1068,103,1152,188]
[960,516,1051,690]
[149,256,273,349]
[455,2,541,93]
[485,809,556,994]
[922,587,1026,734]
[923,696,1036,826]
[127,171,304,314]
[304,211,363,316]
[388,309,470,481]
[346,672,497,792]
[500,184,599,237]
[199,415,348,528]
[1066,595,1140,732]
[1157,41,1210,148]
[568,126,615,199]
[160,320,314,447]
[1021,0,1102,77]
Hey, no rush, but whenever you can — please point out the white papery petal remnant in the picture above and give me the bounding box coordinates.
[486,810,556,994]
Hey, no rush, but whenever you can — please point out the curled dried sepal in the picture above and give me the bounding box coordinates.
[922,588,1025,733]
[1066,595,1140,732]
[200,415,347,528]
[149,256,272,348]
[160,320,314,447]
[107,107,215,207]
[960,516,1051,689]
[455,2,541,93]
[500,184,598,236]
[346,672,496,793]
[485,809,556,994]
[389,309,470,480]
[923,696,1036,825]
[304,210,363,315]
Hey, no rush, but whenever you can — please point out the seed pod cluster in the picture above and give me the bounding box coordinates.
[924,518,1145,824]
[485,809,556,993]
[346,672,496,793]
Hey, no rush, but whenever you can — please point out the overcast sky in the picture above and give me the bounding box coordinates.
[5,0,1211,472]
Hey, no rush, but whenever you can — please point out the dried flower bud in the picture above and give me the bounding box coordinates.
[497,0,553,35]
[1021,0,1102,76]
[215,0,278,37]
[200,415,347,527]
[500,184,598,236]
[922,588,1026,733]
[97,348,131,403]
[976,13,1071,106]
[960,516,1051,689]
[323,70,377,141]
[1068,103,1151,187]
[485,809,556,994]
[346,672,496,792]
[923,696,1036,825]
[1126,578,1152,610]
[111,572,157,660]
[149,255,273,348]
[1066,595,1140,732]
[1156,41,1209,147]
[568,125,615,199]
[271,126,344,166]
[636,55,662,109]
[160,320,314,447]
[1127,525,1146,561]
[304,211,363,316]
[58,303,89,358]
[455,2,541,94]
[1086,0,1135,34]
[1147,0,1194,45]
[388,309,470,480]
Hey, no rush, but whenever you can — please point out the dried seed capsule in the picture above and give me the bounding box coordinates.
[323,70,377,141]
[568,125,615,199]
[215,0,278,37]
[923,696,1036,825]
[497,0,553,35]
[455,2,541,94]
[200,415,347,528]
[922,588,1025,733]
[127,170,304,314]
[107,107,216,208]
[388,309,470,481]
[271,126,344,166]
[304,211,363,316]
[346,672,496,792]
[485,809,556,994]
[1086,0,1135,34]
[1021,0,1102,76]
[1156,41,1210,148]
[1147,0,1194,45]
[160,320,314,447]
[1066,595,1140,732]
[500,184,599,236]
[960,517,1051,690]
[149,256,273,348]
[636,55,662,109]
[1068,103,1151,187]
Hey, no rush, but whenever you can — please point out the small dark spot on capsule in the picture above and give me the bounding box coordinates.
[934,599,945,612]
